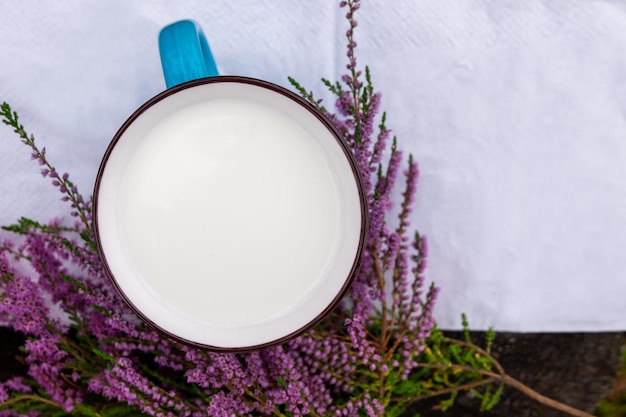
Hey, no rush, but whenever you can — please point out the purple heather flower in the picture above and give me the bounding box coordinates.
[4,377,31,394]
[0,384,8,403]
[0,259,51,338]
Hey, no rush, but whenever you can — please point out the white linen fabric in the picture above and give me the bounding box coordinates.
[1,0,625,331]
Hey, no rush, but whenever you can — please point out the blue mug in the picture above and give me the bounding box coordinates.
[93,20,368,352]
[159,20,219,88]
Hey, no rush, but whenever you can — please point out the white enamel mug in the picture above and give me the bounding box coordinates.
[93,20,368,351]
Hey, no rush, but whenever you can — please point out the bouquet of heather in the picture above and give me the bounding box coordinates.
[4,1,577,416]
[0,1,438,415]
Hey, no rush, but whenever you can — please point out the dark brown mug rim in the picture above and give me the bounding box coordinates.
[92,75,369,352]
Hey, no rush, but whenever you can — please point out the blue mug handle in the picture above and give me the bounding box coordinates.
[158,20,219,88]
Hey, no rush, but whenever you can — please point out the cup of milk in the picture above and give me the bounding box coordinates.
[93,20,368,351]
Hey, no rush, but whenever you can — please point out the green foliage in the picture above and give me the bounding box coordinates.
[92,347,115,363]
[0,101,26,136]
[2,216,49,235]
[388,318,504,414]
[336,314,503,417]
[596,344,626,417]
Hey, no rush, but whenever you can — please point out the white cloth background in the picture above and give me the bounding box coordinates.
[1,0,625,332]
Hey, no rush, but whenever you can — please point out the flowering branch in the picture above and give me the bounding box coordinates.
[0,102,92,234]
[410,330,596,417]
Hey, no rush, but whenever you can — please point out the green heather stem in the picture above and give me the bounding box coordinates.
[0,394,66,411]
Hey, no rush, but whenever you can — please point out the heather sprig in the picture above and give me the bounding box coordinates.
[290,0,441,411]
[0,102,92,233]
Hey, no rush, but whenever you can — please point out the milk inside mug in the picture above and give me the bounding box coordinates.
[93,20,367,351]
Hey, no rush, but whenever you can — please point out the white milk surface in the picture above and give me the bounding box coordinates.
[120,97,339,327]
